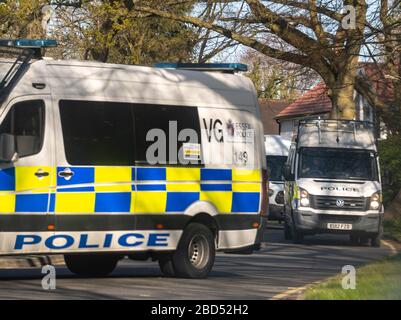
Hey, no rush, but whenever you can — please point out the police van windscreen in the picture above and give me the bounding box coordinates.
[299,148,378,181]
[266,156,287,182]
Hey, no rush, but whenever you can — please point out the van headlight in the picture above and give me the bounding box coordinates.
[370,192,381,210]
[299,188,310,207]
[268,189,274,197]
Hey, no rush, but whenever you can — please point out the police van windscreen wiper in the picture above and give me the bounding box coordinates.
[0,39,57,105]
[0,47,33,90]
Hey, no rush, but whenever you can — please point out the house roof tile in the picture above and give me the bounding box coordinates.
[275,82,331,119]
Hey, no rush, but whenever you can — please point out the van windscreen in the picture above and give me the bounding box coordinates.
[299,147,378,181]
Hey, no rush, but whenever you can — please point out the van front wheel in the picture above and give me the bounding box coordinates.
[64,254,118,277]
[371,226,383,247]
[171,223,215,279]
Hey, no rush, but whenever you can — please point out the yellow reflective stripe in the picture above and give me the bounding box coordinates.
[200,191,232,213]
[166,168,200,182]
[166,183,201,192]
[232,169,261,182]
[0,193,15,213]
[55,193,95,213]
[135,191,167,213]
[95,167,132,192]
[15,166,55,192]
[232,183,260,192]
[130,191,137,213]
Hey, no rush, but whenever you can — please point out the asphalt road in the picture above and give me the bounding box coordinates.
[0,225,391,300]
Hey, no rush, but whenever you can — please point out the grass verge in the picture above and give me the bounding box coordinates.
[302,253,401,300]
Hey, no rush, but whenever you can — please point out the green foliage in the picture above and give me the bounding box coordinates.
[383,217,401,242]
[0,1,198,65]
[378,135,401,206]
[0,0,48,38]
[50,0,198,64]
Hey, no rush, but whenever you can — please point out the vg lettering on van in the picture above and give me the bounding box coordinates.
[14,232,170,250]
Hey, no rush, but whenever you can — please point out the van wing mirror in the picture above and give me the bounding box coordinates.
[0,133,17,162]
[282,163,294,181]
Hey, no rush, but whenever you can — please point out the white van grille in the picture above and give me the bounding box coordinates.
[310,195,369,211]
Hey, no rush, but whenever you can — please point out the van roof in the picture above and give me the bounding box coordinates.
[296,120,377,151]
[0,59,257,109]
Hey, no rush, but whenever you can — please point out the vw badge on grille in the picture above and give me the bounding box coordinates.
[336,199,345,207]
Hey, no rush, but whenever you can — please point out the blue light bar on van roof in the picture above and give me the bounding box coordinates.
[0,39,58,49]
[154,62,248,72]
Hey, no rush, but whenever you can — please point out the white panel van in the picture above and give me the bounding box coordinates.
[0,40,267,278]
[283,119,383,247]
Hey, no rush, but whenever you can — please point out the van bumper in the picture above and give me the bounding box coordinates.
[223,216,266,254]
[293,210,382,235]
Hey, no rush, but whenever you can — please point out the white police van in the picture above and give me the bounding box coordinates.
[265,135,290,222]
[283,119,383,247]
[0,39,267,278]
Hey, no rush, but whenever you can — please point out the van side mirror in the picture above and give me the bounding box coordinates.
[282,163,294,181]
[0,133,17,162]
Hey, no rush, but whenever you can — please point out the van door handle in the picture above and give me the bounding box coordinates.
[58,168,74,180]
[35,169,49,178]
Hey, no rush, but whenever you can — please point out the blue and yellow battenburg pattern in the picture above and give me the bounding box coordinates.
[0,167,261,214]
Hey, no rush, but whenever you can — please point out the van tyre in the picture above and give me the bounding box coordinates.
[291,216,303,244]
[64,254,118,277]
[158,255,176,277]
[371,226,383,248]
[371,234,381,248]
[284,220,292,240]
[171,223,215,279]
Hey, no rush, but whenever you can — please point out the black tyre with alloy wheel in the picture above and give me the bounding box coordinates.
[64,254,119,277]
[165,222,215,279]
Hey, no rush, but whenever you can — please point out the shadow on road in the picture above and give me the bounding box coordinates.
[265,224,373,248]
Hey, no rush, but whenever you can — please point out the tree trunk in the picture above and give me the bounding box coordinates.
[328,82,356,120]
[385,188,401,220]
